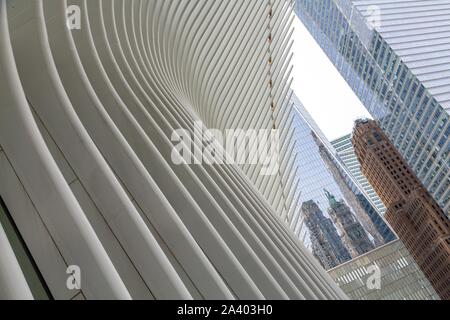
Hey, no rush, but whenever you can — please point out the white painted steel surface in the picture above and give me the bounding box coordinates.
[0,0,346,300]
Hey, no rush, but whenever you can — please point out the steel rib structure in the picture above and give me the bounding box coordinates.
[0,0,345,300]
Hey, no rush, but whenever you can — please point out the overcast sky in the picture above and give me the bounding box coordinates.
[291,17,372,141]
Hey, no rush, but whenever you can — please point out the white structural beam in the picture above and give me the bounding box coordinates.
[0,222,33,300]
[0,0,346,300]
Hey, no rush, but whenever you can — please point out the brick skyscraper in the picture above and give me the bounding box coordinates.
[352,119,450,300]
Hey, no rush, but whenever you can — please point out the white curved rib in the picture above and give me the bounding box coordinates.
[0,0,347,300]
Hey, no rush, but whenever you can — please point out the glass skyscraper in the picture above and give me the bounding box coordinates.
[289,96,395,269]
[295,0,450,214]
[332,134,387,215]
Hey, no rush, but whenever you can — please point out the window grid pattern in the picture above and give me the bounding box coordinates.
[295,0,450,215]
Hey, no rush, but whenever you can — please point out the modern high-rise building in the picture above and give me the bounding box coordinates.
[288,96,394,267]
[332,134,387,215]
[0,0,347,299]
[352,119,450,300]
[296,0,450,214]
[315,133,396,245]
[317,134,395,244]
[328,240,440,300]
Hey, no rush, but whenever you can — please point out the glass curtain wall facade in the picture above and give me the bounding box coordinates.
[332,134,387,215]
[328,240,440,300]
[295,0,450,214]
[314,134,395,244]
[288,96,395,270]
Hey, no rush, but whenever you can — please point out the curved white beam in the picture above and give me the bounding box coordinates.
[0,0,347,300]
